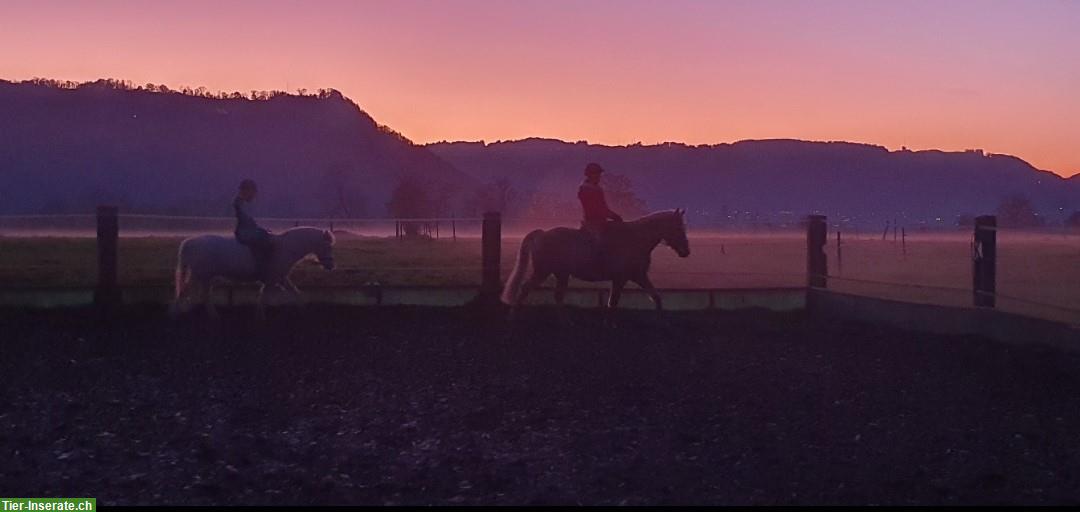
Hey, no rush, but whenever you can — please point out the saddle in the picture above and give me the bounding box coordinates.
[579,221,618,274]
[236,229,275,281]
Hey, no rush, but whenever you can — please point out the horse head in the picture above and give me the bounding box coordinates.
[664,209,691,258]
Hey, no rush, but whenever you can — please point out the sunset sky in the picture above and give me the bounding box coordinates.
[2,0,1077,177]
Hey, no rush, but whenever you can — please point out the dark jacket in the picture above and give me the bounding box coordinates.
[233,196,271,245]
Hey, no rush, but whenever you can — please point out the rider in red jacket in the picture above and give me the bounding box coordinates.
[578,163,623,234]
[578,163,622,269]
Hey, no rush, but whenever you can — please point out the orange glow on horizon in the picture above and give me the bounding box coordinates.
[1,0,1077,177]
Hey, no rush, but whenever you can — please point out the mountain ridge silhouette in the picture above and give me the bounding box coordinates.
[1,78,1076,225]
[427,138,1079,225]
[0,78,472,217]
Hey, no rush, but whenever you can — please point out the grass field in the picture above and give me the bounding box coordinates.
[0,233,808,289]
[1,231,1078,323]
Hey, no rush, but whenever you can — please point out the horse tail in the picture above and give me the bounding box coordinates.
[174,238,193,300]
[502,229,543,305]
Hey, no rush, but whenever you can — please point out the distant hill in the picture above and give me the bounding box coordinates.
[428,138,1080,227]
[0,79,472,217]
[3,78,1076,227]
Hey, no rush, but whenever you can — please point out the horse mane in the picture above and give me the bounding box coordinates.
[280,226,335,245]
[629,210,680,225]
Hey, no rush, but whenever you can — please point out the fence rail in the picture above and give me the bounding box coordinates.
[2,207,1077,329]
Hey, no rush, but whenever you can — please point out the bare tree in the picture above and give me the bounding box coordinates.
[387,175,433,237]
[522,190,577,223]
[996,194,1043,228]
[467,178,517,216]
[603,173,648,218]
[1067,211,1080,230]
[320,163,366,218]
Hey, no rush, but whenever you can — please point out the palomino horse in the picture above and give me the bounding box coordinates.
[171,226,336,317]
[501,209,690,310]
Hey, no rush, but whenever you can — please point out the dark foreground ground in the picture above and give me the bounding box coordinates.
[2,305,1079,505]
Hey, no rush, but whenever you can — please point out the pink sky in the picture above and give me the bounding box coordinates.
[2,0,1078,176]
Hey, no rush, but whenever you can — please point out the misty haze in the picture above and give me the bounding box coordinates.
[2,0,1079,507]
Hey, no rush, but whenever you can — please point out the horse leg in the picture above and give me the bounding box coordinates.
[608,279,627,308]
[553,273,569,305]
[603,279,627,329]
[256,283,267,321]
[508,271,548,331]
[284,277,304,305]
[552,273,573,326]
[181,279,202,314]
[170,281,192,317]
[633,275,663,311]
[506,271,548,338]
[515,271,549,306]
[201,281,219,318]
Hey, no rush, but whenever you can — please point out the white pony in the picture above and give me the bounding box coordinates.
[171,226,336,317]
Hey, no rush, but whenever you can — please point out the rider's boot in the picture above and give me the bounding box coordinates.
[254,244,273,283]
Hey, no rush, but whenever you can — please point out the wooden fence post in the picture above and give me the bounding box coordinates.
[973,215,996,308]
[807,215,827,288]
[836,230,843,276]
[94,205,121,309]
[479,211,502,303]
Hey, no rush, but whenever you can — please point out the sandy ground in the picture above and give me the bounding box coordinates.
[2,305,1080,505]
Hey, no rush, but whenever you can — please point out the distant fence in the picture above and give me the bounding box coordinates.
[2,207,1078,344]
[809,215,1080,329]
[0,213,486,240]
[11,208,809,312]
